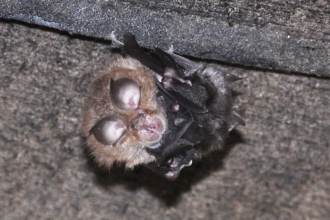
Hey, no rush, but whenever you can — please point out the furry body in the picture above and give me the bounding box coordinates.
[83,56,166,168]
[82,33,244,179]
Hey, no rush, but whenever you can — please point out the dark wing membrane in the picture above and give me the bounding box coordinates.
[147,118,194,165]
[124,33,208,114]
[157,82,208,114]
[123,33,245,180]
[123,33,165,74]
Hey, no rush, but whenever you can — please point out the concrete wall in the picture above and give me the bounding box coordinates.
[1,1,329,219]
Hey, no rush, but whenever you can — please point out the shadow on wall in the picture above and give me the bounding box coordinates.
[83,130,245,206]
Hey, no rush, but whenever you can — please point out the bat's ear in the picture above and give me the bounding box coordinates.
[226,73,245,84]
[89,115,127,146]
[110,77,141,111]
[228,111,245,132]
[123,33,165,74]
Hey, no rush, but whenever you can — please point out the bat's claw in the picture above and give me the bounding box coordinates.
[179,78,192,86]
[146,157,193,181]
[167,45,175,53]
[164,171,180,181]
[174,76,192,86]
[108,31,124,46]
[164,68,192,86]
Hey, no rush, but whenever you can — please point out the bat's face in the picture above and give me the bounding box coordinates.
[82,57,166,168]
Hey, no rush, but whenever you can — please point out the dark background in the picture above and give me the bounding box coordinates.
[1,1,329,219]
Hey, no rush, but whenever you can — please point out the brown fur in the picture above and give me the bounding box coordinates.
[82,56,166,168]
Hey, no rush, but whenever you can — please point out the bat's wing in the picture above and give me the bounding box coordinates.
[123,33,245,180]
[123,33,208,114]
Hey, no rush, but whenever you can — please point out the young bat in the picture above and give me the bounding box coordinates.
[82,33,245,180]
[82,56,167,168]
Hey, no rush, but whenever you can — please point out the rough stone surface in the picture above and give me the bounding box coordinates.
[0,0,329,77]
[1,21,330,220]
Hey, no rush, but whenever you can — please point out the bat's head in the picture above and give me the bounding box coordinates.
[83,57,166,168]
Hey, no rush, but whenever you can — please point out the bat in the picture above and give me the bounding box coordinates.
[82,56,167,168]
[82,33,245,180]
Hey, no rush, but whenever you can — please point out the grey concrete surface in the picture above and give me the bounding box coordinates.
[0,0,329,77]
[1,21,330,220]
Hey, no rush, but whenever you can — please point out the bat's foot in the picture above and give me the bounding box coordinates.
[167,45,175,53]
[108,31,124,46]
[146,158,193,181]
[163,68,192,87]
[164,159,192,181]
[176,78,192,86]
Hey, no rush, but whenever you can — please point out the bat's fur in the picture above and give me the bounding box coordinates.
[147,59,243,178]
[82,56,166,168]
[82,33,244,179]
[184,64,234,158]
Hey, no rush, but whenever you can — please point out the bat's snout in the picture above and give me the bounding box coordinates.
[131,115,165,143]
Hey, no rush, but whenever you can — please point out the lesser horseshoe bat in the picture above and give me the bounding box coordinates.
[83,56,166,168]
[82,33,245,180]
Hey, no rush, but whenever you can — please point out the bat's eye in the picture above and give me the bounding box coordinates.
[110,78,141,111]
[90,115,127,146]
